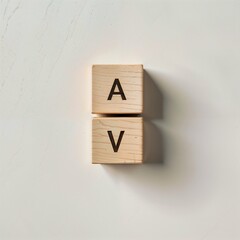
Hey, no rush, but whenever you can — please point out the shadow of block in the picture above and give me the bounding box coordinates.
[144,121,164,164]
[143,70,163,120]
[143,70,164,164]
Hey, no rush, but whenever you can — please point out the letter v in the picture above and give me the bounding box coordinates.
[107,131,125,152]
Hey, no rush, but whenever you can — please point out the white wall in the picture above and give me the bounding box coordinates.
[1,0,240,239]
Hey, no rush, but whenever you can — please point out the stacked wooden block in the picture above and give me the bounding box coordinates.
[92,65,144,164]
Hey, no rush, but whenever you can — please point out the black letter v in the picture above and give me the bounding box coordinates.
[107,131,125,152]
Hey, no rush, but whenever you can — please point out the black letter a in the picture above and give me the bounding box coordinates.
[107,79,126,100]
[107,131,125,152]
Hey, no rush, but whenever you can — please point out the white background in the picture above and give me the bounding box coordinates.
[1,0,240,239]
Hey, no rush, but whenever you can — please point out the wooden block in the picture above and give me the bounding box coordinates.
[92,65,143,114]
[92,117,143,164]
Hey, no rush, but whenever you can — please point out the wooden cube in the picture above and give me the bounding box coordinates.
[92,117,143,164]
[92,65,143,114]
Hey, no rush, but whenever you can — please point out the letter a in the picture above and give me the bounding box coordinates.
[107,79,127,100]
[107,131,125,152]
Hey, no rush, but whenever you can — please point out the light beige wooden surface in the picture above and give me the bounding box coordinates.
[92,65,143,114]
[92,117,143,164]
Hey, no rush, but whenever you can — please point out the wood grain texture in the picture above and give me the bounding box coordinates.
[92,117,143,164]
[92,65,143,114]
